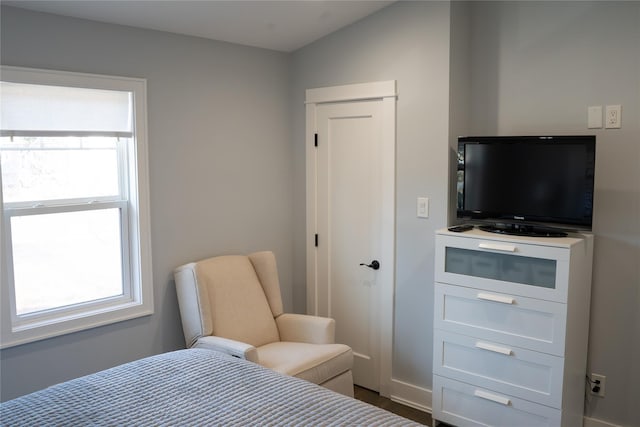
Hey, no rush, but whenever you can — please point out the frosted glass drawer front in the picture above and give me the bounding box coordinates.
[433,375,562,427]
[436,235,570,302]
[434,330,563,407]
[446,247,556,287]
[435,283,567,356]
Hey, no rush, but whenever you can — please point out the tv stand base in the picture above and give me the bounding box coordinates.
[479,224,567,238]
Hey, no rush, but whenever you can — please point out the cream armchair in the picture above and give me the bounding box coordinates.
[174,251,354,397]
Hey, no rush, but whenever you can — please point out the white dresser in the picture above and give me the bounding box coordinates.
[432,227,593,427]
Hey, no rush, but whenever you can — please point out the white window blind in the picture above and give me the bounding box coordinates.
[0,82,132,135]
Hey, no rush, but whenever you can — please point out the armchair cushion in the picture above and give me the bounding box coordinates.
[276,313,335,344]
[257,341,353,386]
[195,256,280,347]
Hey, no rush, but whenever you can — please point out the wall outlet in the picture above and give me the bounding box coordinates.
[590,373,606,397]
[605,105,621,129]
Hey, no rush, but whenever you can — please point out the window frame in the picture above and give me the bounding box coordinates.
[0,66,153,348]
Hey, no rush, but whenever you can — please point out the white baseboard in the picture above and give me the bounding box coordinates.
[583,416,622,427]
[388,379,621,427]
[389,378,432,414]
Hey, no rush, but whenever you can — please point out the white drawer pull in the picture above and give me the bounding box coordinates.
[479,242,517,252]
[474,389,512,406]
[475,341,513,356]
[477,292,515,304]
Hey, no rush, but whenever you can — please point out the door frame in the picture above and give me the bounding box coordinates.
[305,80,396,397]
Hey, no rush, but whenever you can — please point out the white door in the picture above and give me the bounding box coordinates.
[305,81,396,395]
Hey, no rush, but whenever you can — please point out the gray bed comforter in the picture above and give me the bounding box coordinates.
[0,348,420,426]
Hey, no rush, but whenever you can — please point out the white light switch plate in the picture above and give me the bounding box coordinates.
[417,197,429,218]
[587,106,602,129]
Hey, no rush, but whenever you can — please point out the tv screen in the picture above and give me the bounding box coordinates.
[457,135,596,235]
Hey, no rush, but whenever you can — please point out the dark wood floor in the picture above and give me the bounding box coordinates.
[354,385,432,425]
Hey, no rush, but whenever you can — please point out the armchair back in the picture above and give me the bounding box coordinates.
[175,252,282,348]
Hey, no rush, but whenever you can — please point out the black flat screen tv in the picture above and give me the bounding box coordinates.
[457,135,596,237]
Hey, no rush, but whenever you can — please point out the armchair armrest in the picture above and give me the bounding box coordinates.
[276,313,335,344]
[193,336,259,363]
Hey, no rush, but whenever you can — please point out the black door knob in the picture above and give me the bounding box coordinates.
[359,260,380,270]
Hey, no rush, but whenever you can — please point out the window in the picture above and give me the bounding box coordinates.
[0,66,153,348]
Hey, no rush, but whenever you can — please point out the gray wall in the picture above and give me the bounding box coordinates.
[1,2,638,426]
[291,1,452,387]
[293,1,639,424]
[467,2,640,425]
[0,6,293,401]
[448,1,472,223]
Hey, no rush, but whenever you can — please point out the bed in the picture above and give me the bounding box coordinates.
[0,348,420,426]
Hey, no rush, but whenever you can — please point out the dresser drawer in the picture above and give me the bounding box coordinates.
[433,330,564,407]
[435,233,570,303]
[433,375,562,427]
[434,283,567,356]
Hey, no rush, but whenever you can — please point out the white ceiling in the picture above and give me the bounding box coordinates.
[3,0,396,52]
